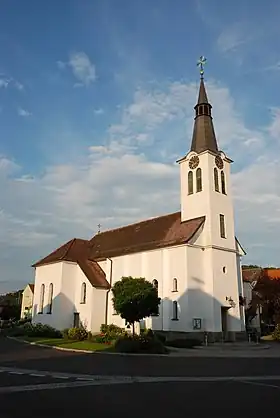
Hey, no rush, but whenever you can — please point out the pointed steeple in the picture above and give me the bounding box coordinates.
[190,69,219,154]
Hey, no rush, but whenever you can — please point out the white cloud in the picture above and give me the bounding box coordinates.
[57,60,67,70]
[0,78,10,88]
[268,107,280,139]
[217,21,256,54]
[14,81,24,91]
[68,52,96,86]
[1,79,280,289]
[93,108,104,115]
[17,107,32,117]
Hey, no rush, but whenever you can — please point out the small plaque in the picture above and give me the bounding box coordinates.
[193,318,202,330]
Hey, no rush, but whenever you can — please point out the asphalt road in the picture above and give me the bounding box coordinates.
[1,337,280,377]
[0,337,279,417]
[0,379,279,417]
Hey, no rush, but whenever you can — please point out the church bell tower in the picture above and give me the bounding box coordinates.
[177,57,236,250]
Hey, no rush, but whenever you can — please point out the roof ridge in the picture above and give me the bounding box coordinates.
[91,211,181,239]
[59,238,76,261]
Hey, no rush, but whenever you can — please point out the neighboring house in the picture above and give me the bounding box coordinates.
[242,267,280,331]
[31,74,247,341]
[20,284,34,319]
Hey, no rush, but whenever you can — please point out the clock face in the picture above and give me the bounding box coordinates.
[215,155,224,169]
[189,155,200,170]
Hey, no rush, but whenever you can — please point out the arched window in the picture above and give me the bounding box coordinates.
[196,168,202,192]
[214,168,219,192]
[172,301,178,320]
[188,171,193,195]
[80,282,86,304]
[152,279,159,315]
[198,106,203,116]
[39,284,45,314]
[221,171,226,194]
[47,283,53,314]
[172,278,178,292]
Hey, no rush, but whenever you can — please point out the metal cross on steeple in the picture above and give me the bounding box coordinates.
[197,56,207,78]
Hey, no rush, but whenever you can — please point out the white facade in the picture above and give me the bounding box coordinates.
[20,284,34,319]
[32,262,106,333]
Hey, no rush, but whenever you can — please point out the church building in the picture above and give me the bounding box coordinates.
[31,71,246,341]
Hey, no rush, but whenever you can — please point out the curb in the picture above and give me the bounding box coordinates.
[7,337,171,357]
[6,337,278,358]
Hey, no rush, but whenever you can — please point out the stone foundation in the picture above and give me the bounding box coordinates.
[155,330,247,343]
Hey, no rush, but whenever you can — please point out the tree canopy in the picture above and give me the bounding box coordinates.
[111,276,161,334]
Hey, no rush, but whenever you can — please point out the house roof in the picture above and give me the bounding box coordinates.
[242,267,280,283]
[88,212,206,260]
[190,78,219,154]
[32,238,109,289]
[32,212,206,287]
[28,284,34,293]
[242,268,263,283]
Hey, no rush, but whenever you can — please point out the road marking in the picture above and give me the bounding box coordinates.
[29,373,46,377]
[237,380,280,390]
[0,379,130,393]
[8,372,24,375]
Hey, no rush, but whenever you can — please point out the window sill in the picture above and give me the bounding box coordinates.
[151,314,160,317]
[38,312,43,315]
[112,313,118,316]
[171,318,179,321]
[80,302,86,305]
[171,290,178,293]
[46,312,52,315]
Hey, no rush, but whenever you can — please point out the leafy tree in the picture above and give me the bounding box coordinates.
[0,289,22,320]
[249,272,280,327]
[112,276,161,335]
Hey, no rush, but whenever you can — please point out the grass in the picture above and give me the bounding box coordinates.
[19,337,114,352]
[261,334,274,341]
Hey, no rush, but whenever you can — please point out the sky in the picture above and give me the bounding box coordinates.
[1,0,280,293]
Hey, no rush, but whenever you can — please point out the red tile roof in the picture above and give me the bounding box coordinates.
[32,238,109,289]
[32,212,206,288]
[89,212,205,259]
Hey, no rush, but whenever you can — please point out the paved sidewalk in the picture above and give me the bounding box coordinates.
[169,342,280,357]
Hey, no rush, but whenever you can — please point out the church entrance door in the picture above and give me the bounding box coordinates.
[73,312,80,328]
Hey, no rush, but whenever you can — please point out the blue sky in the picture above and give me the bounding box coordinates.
[1,0,280,292]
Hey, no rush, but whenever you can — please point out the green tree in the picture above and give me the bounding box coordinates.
[112,276,161,335]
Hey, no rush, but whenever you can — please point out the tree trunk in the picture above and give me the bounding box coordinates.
[132,322,135,336]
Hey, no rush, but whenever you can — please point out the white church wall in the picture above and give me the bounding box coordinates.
[91,288,107,332]
[32,262,64,329]
[186,245,215,332]
[212,249,242,332]
[74,265,94,331]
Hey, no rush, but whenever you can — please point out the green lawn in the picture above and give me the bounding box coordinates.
[261,334,274,341]
[20,337,113,352]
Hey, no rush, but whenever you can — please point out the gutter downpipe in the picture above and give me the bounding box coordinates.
[105,258,113,325]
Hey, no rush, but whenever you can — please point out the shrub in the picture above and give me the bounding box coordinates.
[272,324,280,341]
[96,324,126,342]
[25,323,62,338]
[67,327,88,341]
[62,328,70,339]
[100,324,124,334]
[155,332,166,344]
[114,333,168,354]
[165,338,202,349]
[4,323,62,338]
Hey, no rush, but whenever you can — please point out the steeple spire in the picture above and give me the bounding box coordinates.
[190,57,218,154]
